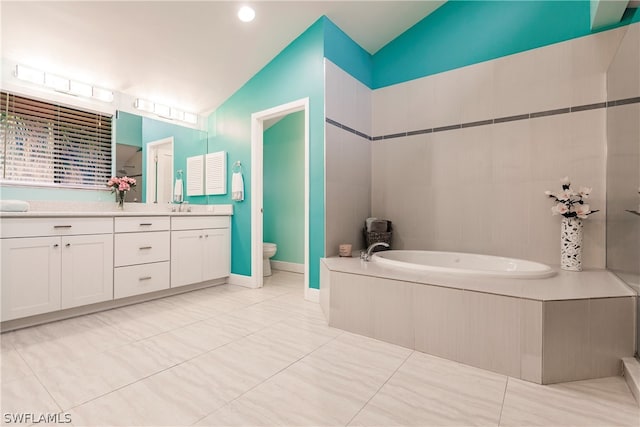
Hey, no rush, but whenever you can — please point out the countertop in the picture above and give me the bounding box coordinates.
[322,256,636,302]
[0,202,233,218]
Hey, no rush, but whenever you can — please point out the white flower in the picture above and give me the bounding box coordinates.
[544,190,554,196]
[579,186,592,198]
[552,203,568,216]
[560,176,571,186]
[575,204,591,219]
[556,190,571,201]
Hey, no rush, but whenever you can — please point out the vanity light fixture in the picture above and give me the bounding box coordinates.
[14,64,114,103]
[238,5,255,22]
[134,98,198,125]
[15,65,44,85]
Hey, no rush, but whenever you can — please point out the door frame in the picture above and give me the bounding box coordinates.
[250,98,309,293]
[145,137,174,204]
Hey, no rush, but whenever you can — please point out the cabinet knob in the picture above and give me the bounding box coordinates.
[65,243,71,247]
[199,235,203,238]
[204,235,209,238]
[53,244,59,248]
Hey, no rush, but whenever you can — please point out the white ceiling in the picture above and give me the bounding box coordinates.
[1,1,444,115]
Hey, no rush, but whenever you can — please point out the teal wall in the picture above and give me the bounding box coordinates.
[324,17,373,88]
[263,111,305,264]
[141,117,208,204]
[115,111,143,148]
[0,185,113,202]
[372,0,640,89]
[207,17,325,288]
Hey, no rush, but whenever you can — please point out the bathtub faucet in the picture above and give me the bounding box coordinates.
[361,242,390,261]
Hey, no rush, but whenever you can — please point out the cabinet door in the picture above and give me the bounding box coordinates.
[202,228,230,281]
[171,230,203,287]
[1,237,61,321]
[61,234,114,309]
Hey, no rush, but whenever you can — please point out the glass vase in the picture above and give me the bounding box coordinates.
[117,191,126,210]
[560,217,583,271]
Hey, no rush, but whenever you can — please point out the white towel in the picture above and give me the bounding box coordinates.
[0,200,30,212]
[174,178,183,203]
[231,172,244,201]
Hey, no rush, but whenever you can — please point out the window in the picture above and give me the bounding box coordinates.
[0,91,112,189]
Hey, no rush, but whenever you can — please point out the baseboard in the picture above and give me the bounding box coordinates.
[623,357,640,406]
[304,286,320,303]
[228,273,258,288]
[271,260,304,274]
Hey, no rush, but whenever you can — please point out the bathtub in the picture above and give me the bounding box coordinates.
[372,250,556,279]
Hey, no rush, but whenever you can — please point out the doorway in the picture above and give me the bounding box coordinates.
[250,98,310,298]
[145,137,174,204]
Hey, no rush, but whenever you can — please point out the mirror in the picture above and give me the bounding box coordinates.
[115,111,208,204]
[115,144,143,202]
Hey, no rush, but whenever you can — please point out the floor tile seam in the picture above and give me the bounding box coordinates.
[497,376,510,426]
[1,346,50,392]
[189,330,347,426]
[345,349,415,426]
[62,357,186,413]
[27,357,65,415]
[12,337,139,383]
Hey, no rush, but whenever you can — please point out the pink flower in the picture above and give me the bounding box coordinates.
[118,182,130,191]
[579,186,592,198]
[551,203,568,216]
[574,204,591,219]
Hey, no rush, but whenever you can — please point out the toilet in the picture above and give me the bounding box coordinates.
[263,242,277,276]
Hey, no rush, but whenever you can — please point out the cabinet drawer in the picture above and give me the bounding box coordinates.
[0,217,113,238]
[114,262,170,299]
[171,216,229,231]
[114,231,169,267]
[115,216,170,233]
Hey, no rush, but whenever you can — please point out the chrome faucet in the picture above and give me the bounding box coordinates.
[361,242,390,261]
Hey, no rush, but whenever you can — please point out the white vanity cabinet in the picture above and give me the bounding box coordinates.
[113,217,170,299]
[0,218,114,321]
[171,216,230,288]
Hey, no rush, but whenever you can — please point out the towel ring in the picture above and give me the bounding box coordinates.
[232,161,243,173]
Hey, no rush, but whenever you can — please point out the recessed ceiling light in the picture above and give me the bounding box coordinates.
[238,5,255,23]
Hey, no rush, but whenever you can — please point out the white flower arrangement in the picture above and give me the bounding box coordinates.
[545,176,599,219]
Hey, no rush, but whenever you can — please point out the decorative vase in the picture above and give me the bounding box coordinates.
[117,191,126,210]
[561,217,583,271]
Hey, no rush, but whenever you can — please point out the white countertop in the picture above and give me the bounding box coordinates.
[0,210,231,218]
[322,256,636,302]
[0,201,233,217]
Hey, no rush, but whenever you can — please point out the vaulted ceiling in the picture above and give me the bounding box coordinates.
[1,1,444,115]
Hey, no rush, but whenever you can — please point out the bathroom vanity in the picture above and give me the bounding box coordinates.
[0,206,232,330]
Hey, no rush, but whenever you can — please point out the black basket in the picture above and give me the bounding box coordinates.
[365,231,392,248]
[364,225,392,251]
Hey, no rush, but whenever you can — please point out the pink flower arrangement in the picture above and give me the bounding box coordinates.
[107,176,137,192]
[545,177,598,219]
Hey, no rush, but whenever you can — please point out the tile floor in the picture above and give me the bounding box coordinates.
[1,271,638,426]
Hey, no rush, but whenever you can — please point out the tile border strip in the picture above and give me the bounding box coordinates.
[325,96,640,141]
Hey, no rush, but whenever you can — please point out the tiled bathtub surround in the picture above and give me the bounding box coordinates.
[321,258,636,385]
[324,59,372,256]
[327,96,639,142]
[367,24,640,269]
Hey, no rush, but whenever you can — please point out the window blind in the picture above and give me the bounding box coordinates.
[0,91,112,188]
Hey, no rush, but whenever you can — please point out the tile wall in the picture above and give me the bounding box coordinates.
[324,59,372,256]
[369,26,631,268]
[606,22,640,280]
